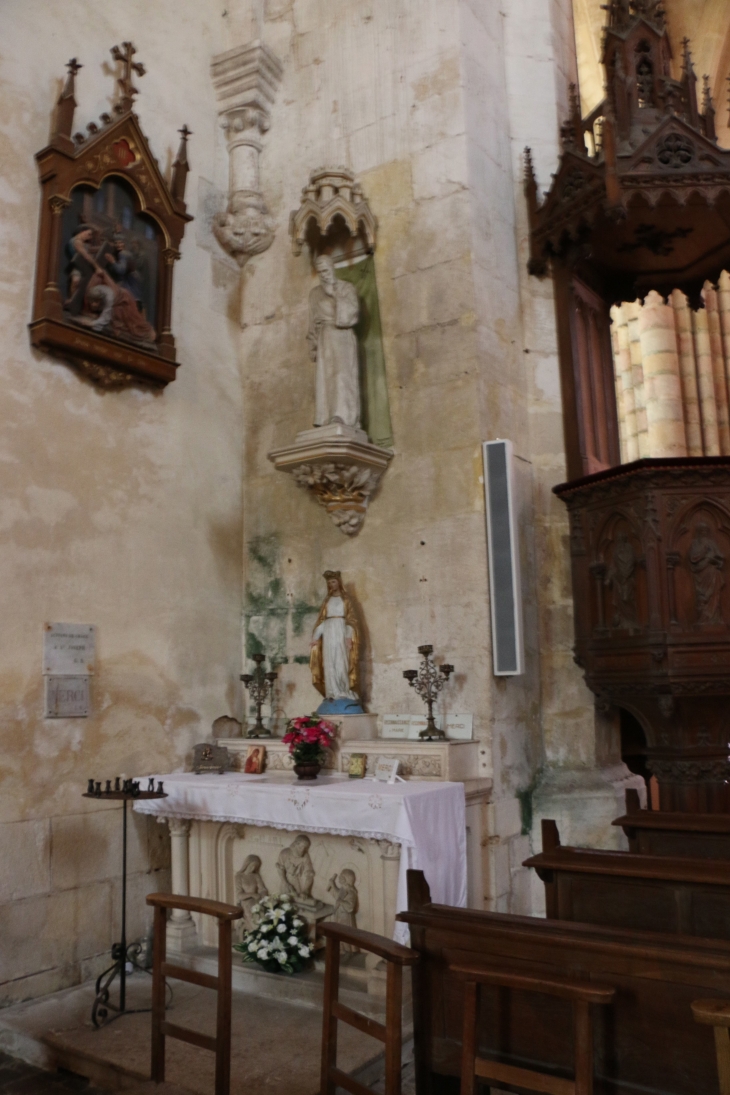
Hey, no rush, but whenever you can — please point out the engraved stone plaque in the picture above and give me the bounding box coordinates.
[43,623,96,675]
[381,715,411,739]
[45,676,90,718]
[445,714,473,741]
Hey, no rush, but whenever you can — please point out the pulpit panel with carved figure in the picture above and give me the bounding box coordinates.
[556,459,730,812]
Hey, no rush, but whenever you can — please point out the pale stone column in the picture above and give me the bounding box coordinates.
[611,306,638,462]
[610,318,627,461]
[718,271,730,382]
[626,301,650,457]
[704,282,730,454]
[166,818,197,952]
[670,289,703,456]
[380,840,401,937]
[693,305,721,455]
[638,291,687,457]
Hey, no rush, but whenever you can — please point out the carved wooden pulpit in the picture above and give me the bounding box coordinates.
[528,0,730,812]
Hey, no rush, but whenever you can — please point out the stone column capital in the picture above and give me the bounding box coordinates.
[168,817,191,837]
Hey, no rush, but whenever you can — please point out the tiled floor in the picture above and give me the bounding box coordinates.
[0,1051,104,1093]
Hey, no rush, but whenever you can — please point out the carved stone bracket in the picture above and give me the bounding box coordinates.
[210,41,283,266]
[268,424,392,536]
[289,166,377,256]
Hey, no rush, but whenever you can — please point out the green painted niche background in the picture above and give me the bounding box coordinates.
[336,256,393,450]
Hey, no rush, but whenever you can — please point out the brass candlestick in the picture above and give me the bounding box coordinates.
[403,644,454,740]
[240,654,278,738]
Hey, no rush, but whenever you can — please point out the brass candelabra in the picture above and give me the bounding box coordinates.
[403,644,454,740]
[240,653,278,738]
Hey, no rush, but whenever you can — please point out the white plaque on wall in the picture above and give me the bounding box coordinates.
[445,714,473,741]
[45,676,90,718]
[381,715,412,739]
[382,714,445,739]
[43,623,96,675]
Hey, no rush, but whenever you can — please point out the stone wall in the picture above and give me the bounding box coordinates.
[230,0,629,916]
[0,0,242,1003]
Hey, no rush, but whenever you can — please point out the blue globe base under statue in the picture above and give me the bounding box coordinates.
[316,698,364,715]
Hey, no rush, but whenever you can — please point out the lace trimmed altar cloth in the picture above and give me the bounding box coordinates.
[134,771,467,942]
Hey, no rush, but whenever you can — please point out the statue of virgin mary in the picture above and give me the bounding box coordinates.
[310,571,363,714]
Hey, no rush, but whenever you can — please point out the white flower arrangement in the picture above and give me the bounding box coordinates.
[234,894,314,975]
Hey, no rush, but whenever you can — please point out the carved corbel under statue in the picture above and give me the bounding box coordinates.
[210,41,282,267]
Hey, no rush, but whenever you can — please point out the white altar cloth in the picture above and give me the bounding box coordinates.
[134,772,467,942]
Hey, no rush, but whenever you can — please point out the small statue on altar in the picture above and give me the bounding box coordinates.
[276,834,321,910]
[310,571,363,715]
[328,869,359,951]
[307,254,361,430]
[235,855,269,931]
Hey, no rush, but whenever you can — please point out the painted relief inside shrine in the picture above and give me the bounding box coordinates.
[60,177,161,351]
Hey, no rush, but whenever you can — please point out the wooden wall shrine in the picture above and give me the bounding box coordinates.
[29,45,192,388]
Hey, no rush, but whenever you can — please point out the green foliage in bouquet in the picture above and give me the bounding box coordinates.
[234,894,314,974]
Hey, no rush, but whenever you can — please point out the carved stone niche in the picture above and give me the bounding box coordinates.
[210,41,283,267]
[269,168,391,536]
[556,457,730,812]
[29,46,192,388]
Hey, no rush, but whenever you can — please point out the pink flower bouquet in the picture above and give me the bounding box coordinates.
[282,715,337,766]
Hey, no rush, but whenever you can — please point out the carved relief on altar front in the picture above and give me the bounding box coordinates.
[195,821,380,950]
[593,514,646,634]
[670,503,730,629]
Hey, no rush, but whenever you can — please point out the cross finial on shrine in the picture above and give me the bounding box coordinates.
[110,42,145,111]
[178,124,192,143]
[67,58,82,78]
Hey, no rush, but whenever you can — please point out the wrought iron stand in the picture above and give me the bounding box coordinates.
[83,783,167,1027]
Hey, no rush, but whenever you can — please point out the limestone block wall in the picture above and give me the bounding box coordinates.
[229,0,533,915]
[230,0,622,915]
[0,1,242,1003]
[502,0,642,885]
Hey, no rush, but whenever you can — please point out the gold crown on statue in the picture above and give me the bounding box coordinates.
[323,570,342,581]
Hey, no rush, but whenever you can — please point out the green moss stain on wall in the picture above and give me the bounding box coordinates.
[244,534,288,665]
[244,536,321,667]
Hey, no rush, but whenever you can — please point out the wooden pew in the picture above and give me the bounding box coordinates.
[399,870,730,1095]
[524,819,730,940]
[613,788,730,860]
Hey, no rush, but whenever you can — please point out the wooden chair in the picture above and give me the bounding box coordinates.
[319,922,419,1095]
[451,962,615,1095]
[692,999,730,1095]
[146,892,243,1095]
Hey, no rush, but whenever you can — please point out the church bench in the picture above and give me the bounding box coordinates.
[319,922,419,1095]
[398,869,730,1095]
[613,788,730,860]
[692,999,730,1095]
[525,819,730,940]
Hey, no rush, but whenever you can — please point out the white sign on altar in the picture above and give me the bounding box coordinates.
[381,713,473,740]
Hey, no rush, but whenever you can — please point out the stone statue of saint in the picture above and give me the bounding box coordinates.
[310,571,363,715]
[234,854,268,932]
[689,522,725,625]
[276,834,318,908]
[307,254,361,430]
